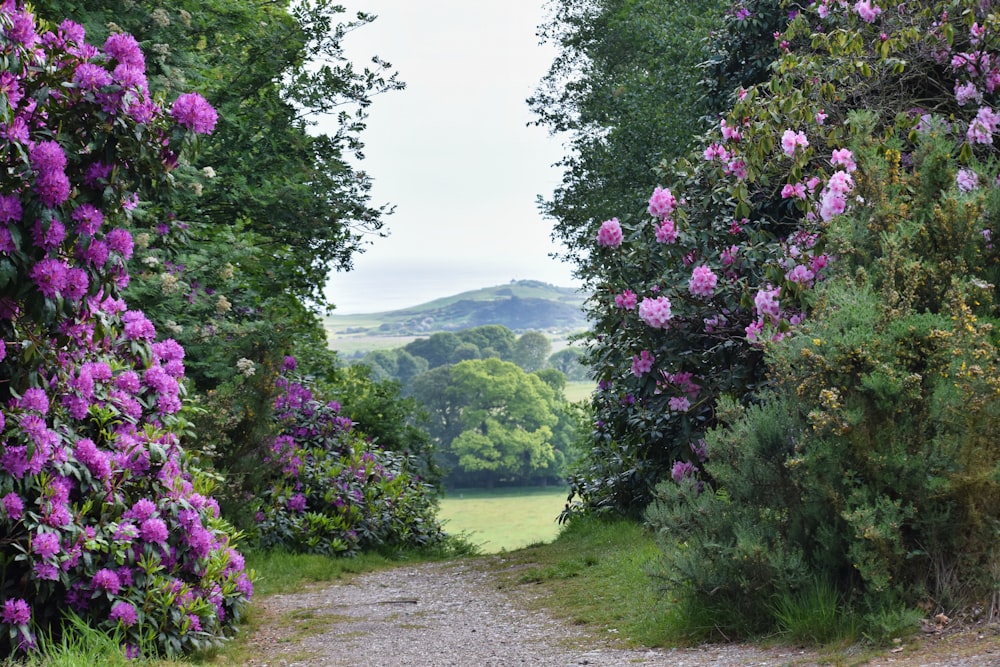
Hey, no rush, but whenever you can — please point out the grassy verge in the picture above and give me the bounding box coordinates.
[481,515,676,648]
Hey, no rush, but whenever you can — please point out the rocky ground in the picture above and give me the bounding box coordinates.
[244,559,1000,667]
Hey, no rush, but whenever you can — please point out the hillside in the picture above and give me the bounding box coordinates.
[324,280,590,355]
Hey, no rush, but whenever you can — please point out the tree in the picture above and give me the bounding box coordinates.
[445,359,559,487]
[530,0,724,272]
[513,331,552,372]
[548,346,589,381]
[404,332,461,369]
[456,324,517,360]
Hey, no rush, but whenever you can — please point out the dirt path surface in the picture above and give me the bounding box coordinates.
[245,559,1000,667]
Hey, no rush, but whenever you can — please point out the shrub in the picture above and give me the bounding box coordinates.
[0,5,251,657]
[252,358,444,555]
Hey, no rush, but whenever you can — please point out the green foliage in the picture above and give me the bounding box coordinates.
[251,363,444,556]
[531,0,725,267]
[771,579,858,645]
[512,331,552,372]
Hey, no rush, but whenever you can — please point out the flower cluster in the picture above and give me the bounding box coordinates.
[253,361,443,555]
[0,5,249,657]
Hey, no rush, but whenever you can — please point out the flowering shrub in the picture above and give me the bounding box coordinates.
[253,358,443,555]
[0,4,250,656]
[622,0,1000,635]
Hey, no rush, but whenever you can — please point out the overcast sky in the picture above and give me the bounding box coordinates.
[318,1,581,314]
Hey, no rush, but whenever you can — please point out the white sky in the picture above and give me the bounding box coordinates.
[318,1,582,314]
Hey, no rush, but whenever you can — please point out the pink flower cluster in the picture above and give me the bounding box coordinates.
[638,296,673,328]
[631,350,655,377]
[854,0,882,23]
[781,129,809,156]
[597,218,623,247]
[688,265,718,298]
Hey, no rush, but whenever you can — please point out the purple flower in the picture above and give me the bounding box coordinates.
[2,598,31,626]
[71,203,104,235]
[73,63,112,91]
[0,194,22,223]
[288,493,307,512]
[105,228,133,259]
[16,387,50,414]
[104,33,145,69]
[125,498,157,522]
[32,532,61,559]
[30,258,68,297]
[34,170,71,208]
[140,517,168,543]
[110,601,138,626]
[29,141,67,174]
[2,493,24,521]
[171,92,218,134]
[92,568,121,594]
[121,310,155,340]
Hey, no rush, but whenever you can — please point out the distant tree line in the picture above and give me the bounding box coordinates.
[354,325,591,488]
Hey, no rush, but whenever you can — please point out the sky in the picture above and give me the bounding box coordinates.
[318,1,582,314]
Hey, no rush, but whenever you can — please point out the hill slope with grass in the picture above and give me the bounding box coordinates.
[325,280,589,354]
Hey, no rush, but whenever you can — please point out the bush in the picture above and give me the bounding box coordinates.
[252,358,444,555]
[0,6,250,657]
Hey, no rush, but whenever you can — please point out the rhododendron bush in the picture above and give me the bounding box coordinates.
[0,3,250,656]
[252,358,443,555]
[571,0,1000,631]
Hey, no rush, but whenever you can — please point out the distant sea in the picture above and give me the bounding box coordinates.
[324,259,582,315]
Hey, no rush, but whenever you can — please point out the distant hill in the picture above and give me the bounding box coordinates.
[324,280,589,344]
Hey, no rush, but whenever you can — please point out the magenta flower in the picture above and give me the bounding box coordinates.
[0,194,22,223]
[638,296,673,328]
[2,493,23,520]
[92,568,121,594]
[105,228,134,259]
[671,460,696,483]
[104,33,145,69]
[31,532,60,559]
[596,218,623,248]
[73,63,112,91]
[288,494,307,512]
[1,599,31,626]
[30,258,68,298]
[171,92,218,134]
[140,517,168,543]
[688,265,718,298]
[110,601,138,627]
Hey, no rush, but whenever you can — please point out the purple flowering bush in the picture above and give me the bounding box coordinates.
[0,3,250,656]
[252,358,443,556]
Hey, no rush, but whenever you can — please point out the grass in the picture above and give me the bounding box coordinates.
[438,486,568,553]
[481,515,676,648]
[563,380,595,403]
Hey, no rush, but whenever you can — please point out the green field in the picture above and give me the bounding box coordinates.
[439,487,568,553]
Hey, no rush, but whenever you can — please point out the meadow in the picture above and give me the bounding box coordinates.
[438,487,568,553]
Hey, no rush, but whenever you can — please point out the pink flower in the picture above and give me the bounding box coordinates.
[688,265,718,298]
[755,286,781,321]
[654,218,678,243]
[721,245,739,266]
[614,289,637,309]
[957,168,979,192]
[631,350,655,377]
[955,81,982,106]
[785,264,815,285]
[671,460,696,482]
[745,318,764,342]
[831,148,857,172]
[780,129,808,156]
[967,106,1000,145]
[638,296,673,328]
[596,218,623,247]
[815,109,828,125]
[724,158,747,180]
[720,119,741,141]
[669,396,691,412]
[854,0,882,22]
[781,183,807,199]
[171,92,218,134]
[648,186,677,219]
[703,143,728,161]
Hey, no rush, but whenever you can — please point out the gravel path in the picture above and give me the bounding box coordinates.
[245,559,1000,667]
